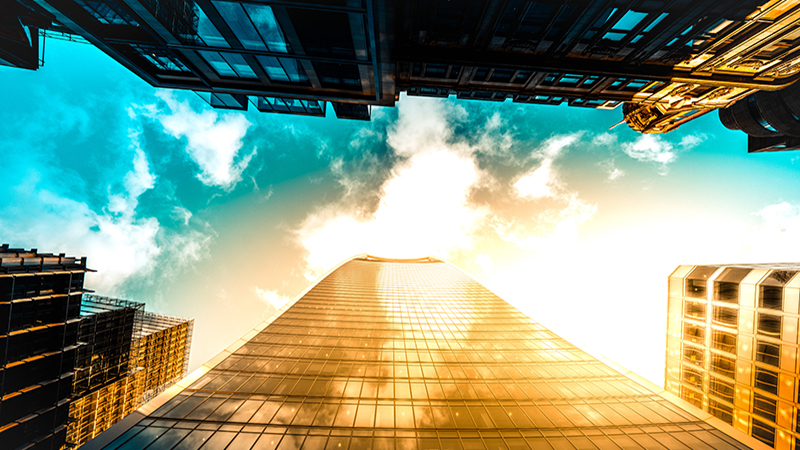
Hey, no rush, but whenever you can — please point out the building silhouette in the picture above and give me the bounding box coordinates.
[667,264,800,449]
[2,0,800,151]
[85,255,767,450]
[67,294,193,448]
[0,245,88,450]
[0,244,193,450]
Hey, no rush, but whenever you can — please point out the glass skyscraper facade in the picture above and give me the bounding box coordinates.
[667,264,800,450]
[88,255,765,450]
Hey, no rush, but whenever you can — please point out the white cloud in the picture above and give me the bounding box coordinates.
[254,287,291,310]
[621,134,676,168]
[171,206,193,225]
[618,133,704,174]
[513,133,581,200]
[475,254,494,272]
[298,149,487,279]
[143,92,255,190]
[599,159,624,181]
[1,149,162,293]
[514,160,555,199]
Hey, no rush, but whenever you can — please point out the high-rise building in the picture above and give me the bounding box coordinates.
[3,0,800,150]
[68,294,194,448]
[0,244,88,450]
[666,264,800,449]
[85,255,767,450]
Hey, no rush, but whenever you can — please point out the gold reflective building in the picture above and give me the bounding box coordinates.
[67,296,193,448]
[667,264,800,449]
[88,256,765,450]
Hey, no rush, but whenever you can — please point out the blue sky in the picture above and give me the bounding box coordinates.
[3,38,800,385]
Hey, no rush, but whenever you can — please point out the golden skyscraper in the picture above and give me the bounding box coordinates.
[87,256,766,450]
[667,265,800,449]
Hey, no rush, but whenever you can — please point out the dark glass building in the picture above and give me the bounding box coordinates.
[85,255,768,450]
[3,0,800,150]
[0,244,88,450]
[667,264,800,450]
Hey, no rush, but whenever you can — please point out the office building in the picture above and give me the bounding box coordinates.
[2,0,800,150]
[667,264,800,449]
[86,255,766,450]
[0,244,88,450]
[68,294,194,448]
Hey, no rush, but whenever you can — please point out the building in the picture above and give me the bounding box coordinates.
[666,264,800,449]
[67,294,193,448]
[0,244,89,450]
[2,0,800,150]
[85,255,767,450]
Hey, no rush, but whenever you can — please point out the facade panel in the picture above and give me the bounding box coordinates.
[89,255,765,450]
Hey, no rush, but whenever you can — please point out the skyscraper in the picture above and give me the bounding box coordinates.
[3,0,800,150]
[666,264,800,449]
[0,244,88,450]
[86,255,766,450]
[68,294,194,448]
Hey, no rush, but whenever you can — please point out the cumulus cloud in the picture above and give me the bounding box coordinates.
[618,133,705,174]
[299,149,487,279]
[140,91,255,190]
[254,287,291,310]
[1,149,161,293]
[296,97,599,280]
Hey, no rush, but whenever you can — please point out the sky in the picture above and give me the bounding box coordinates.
[3,38,800,386]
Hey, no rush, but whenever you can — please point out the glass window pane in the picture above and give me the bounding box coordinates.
[242,4,290,53]
[221,53,257,78]
[198,50,236,77]
[213,1,266,50]
[195,4,229,47]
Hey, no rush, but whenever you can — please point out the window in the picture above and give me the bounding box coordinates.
[711,330,735,354]
[684,301,705,320]
[760,286,783,310]
[683,323,704,344]
[752,418,775,446]
[757,314,781,337]
[130,45,190,72]
[681,367,702,389]
[680,385,701,408]
[714,282,738,302]
[612,11,648,32]
[709,399,733,424]
[643,13,669,33]
[213,2,290,52]
[683,346,703,366]
[685,267,716,298]
[313,62,362,91]
[755,341,779,367]
[712,306,737,327]
[198,51,256,79]
[256,56,308,84]
[754,367,778,395]
[759,270,795,310]
[710,354,735,379]
[753,393,777,422]
[709,377,734,404]
[76,0,139,26]
[193,4,229,47]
